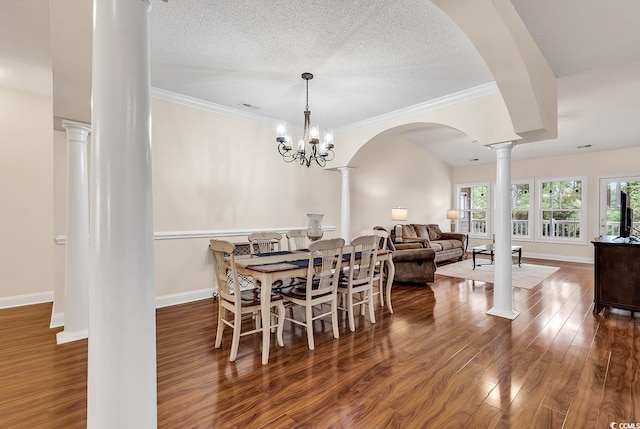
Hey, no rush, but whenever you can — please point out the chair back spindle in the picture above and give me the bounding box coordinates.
[286,229,309,251]
[248,232,283,255]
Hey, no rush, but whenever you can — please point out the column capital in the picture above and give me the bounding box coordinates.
[62,119,91,133]
[62,120,91,142]
[336,166,355,172]
[489,141,515,150]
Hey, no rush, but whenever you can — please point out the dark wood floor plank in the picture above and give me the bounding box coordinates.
[465,401,503,428]
[540,344,589,413]
[562,312,614,428]
[529,405,566,429]
[597,312,635,426]
[494,356,559,427]
[632,316,640,421]
[3,260,640,428]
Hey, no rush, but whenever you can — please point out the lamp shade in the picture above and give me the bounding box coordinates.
[391,207,408,221]
[446,209,460,220]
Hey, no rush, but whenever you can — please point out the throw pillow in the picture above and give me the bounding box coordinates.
[427,224,442,241]
[414,224,430,239]
[401,224,418,238]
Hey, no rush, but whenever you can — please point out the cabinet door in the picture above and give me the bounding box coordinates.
[595,243,640,311]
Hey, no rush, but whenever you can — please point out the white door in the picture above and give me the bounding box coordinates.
[598,176,640,236]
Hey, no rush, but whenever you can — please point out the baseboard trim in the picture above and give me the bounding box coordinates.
[523,252,593,264]
[50,311,64,328]
[56,328,88,344]
[155,288,215,309]
[487,307,520,320]
[0,291,53,310]
[48,288,215,330]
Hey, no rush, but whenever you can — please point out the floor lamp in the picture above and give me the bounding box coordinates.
[391,207,408,242]
[446,209,459,232]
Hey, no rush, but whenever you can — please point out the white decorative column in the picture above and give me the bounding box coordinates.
[338,167,354,243]
[89,0,157,428]
[487,142,519,320]
[57,120,91,345]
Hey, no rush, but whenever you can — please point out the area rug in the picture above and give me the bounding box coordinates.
[435,259,560,289]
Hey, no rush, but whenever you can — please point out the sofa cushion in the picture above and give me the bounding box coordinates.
[414,224,430,239]
[428,241,443,252]
[447,239,463,249]
[401,224,418,238]
[427,224,443,241]
[438,240,454,251]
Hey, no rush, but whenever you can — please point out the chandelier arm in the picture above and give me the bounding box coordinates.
[277,143,291,157]
[323,149,335,162]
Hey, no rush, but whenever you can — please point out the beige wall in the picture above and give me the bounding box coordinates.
[453,146,640,262]
[351,136,453,237]
[149,99,341,297]
[0,87,54,302]
[151,99,341,232]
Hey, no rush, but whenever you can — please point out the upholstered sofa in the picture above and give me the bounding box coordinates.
[373,226,436,284]
[391,223,466,264]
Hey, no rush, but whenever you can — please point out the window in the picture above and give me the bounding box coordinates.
[511,181,532,239]
[456,183,490,238]
[600,178,640,236]
[536,177,587,243]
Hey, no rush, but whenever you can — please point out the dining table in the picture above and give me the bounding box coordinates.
[230,246,395,364]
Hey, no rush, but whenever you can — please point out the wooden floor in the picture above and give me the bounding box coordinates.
[1,258,639,428]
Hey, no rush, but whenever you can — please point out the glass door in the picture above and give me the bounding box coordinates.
[598,176,640,237]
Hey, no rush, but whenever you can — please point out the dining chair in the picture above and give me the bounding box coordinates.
[280,238,345,350]
[286,229,309,251]
[210,239,285,362]
[285,229,310,287]
[247,232,283,255]
[364,228,388,307]
[338,235,379,332]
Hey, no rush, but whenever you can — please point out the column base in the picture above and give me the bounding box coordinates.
[486,307,520,320]
[56,328,88,344]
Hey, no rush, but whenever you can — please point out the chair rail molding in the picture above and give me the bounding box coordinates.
[54,225,337,245]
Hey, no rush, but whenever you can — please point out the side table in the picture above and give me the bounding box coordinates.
[472,244,522,269]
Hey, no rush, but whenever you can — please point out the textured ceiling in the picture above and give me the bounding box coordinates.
[149,0,493,130]
[1,0,640,167]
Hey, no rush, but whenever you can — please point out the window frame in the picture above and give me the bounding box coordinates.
[455,182,491,239]
[510,179,534,241]
[534,176,588,245]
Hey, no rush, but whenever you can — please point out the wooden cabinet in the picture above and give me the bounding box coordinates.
[592,236,640,314]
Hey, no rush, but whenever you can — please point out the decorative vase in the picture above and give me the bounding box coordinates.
[306,213,324,241]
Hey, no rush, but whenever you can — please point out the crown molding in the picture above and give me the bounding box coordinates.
[151,87,276,124]
[152,83,498,132]
[334,82,499,133]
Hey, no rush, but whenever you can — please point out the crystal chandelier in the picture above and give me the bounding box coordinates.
[276,73,334,167]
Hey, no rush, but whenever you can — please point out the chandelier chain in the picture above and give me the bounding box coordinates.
[305,78,310,111]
